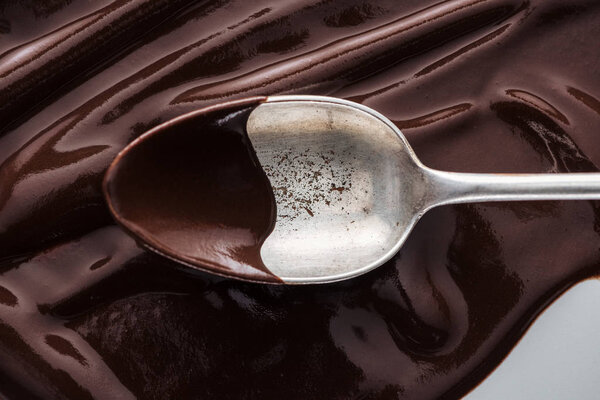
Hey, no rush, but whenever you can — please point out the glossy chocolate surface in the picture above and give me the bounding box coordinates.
[104,99,279,283]
[1,0,600,399]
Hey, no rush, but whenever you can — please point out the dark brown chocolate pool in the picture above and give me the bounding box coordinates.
[1,0,600,399]
[103,98,280,283]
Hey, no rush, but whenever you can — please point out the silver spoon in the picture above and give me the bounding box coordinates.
[105,95,600,284]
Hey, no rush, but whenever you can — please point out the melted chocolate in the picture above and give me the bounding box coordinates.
[1,0,600,399]
[103,98,279,283]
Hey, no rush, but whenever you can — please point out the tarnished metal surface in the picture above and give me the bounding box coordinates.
[248,95,600,284]
[248,96,426,283]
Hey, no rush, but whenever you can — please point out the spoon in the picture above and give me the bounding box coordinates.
[104,95,600,284]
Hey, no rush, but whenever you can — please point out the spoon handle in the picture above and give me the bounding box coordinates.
[427,169,600,207]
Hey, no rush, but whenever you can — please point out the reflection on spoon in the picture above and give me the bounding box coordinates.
[104,95,600,284]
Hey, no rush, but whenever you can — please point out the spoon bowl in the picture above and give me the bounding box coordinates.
[104,95,600,284]
[246,96,429,283]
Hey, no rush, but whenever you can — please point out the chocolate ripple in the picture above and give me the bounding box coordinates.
[1,0,600,399]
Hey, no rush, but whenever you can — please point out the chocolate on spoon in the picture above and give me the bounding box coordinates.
[103,95,600,284]
[103,97,280,283]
